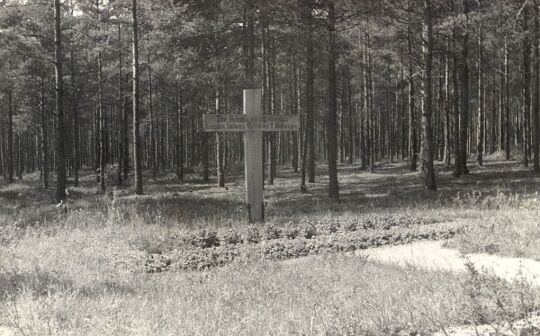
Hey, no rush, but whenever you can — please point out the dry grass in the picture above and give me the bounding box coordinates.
[0,220,532,336]
[449,208,540,260]
[1,160,540,335]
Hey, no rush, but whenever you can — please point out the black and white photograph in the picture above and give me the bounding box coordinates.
[1,0,540,335]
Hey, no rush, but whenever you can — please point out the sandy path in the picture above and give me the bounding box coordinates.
[0,327,16,336]
[359,240,540,335]
[362,240,540,286]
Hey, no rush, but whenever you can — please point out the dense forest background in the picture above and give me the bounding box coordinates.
[0,0,537,203]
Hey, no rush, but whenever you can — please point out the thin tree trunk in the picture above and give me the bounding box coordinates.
[98,52,106,192]
[40,79,49,189]
[347,71,354,165]
[148,51,157,181]
[216,89,225,187]
[132,0,143,195]
[327,0,339,201]
[523,5,531,167]
[421,0,436,190]
[292,56,299,173]
[505,38,511,160]
[477,25,485,166]
[70,52,80,187]
[175,86,184,180]
[116,24,124,187]
[54,0,66,203]
[455,0,470,177]
[407,4,417,171]
[7,90,13,184]
[443,40,451,168]
[305,0,316,183]
[534,0,540,173]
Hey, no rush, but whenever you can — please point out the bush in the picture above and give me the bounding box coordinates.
[186,229,220,248]
[221,229,242,245]
[244,226,261,244]
[284,223,300,239]
[301,223,317,239]
[262,224,282,241]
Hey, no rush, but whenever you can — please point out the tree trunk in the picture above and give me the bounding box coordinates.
[477,26,485,166]
[70,51,80,187]
[523,5,532,167]
[443,41,451,168]
[505,38,511,160]
[175,87,184,180]
[327,0,339,201]
[347,71,354,165]
[148,52,157,181]
[132,0,143,195]
[534,0,540,173]
[292,56,299,173]
[40,79,49,189]
[368,46,375,172]
[454,0,470,177]
[98,52,106,192]
[116,24,124,187]
[421,0,436,190]
[216,89,225,187]
[305,0,316,183]
[54,0,66,203]
[7,90,13,184]
[407,9,417,171]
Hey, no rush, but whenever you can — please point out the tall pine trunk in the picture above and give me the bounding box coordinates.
[505,38,511,160]
[148,52,157,181]
[292,56,299,173]
[477,26,485,166]
[407,4,417,171]
[132,0,143,195]
[216,89,225,187]
[421,0,436,190]
[40,79,48,189]
[116,24,124,187]
[175,86,184,180]
[54,0,66,203]
[534,0,540,173]
[443,41,451,168]
[523,5,531,167]
[98,52,106,192]
[327,0,339,201]
[7,90,13,184]
[305,0,316,183]
[454,0,470,177]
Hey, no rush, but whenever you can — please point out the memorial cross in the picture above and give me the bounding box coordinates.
[203,89,300,222]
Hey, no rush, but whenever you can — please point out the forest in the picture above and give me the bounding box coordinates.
[4,1,540,335]
[0,0,537,199]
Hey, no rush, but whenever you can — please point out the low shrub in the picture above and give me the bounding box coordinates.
[185,229,220,248]
[145,222,461,272]
[244,226,261,244]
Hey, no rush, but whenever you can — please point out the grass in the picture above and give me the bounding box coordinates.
[1,158,540,335]
[449,208,540,260]
[2,233,537,335]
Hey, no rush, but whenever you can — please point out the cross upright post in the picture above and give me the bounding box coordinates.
[243,89,264,222]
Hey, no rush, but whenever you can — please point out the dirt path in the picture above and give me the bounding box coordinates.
[361,240,540,286]
[0,327,16,336]
[359,240,540,335]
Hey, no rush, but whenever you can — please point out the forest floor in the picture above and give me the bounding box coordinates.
[1,154,540,335]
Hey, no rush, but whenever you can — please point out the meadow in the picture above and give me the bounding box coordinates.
[1,157,540,335]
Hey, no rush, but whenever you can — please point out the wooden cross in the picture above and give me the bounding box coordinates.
[203,89,300,222]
